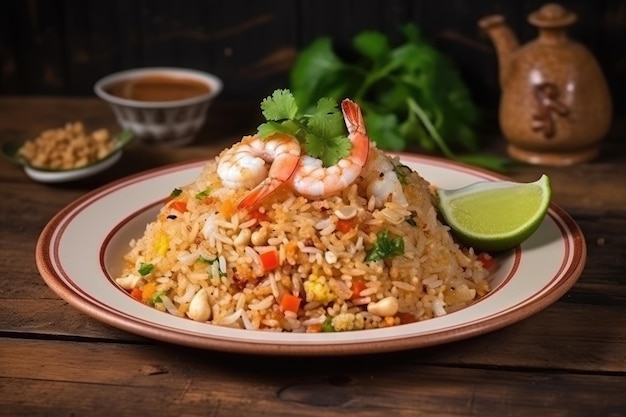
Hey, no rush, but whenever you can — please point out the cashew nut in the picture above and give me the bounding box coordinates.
[116,274,141,290]
[367,296,399,317]
[187,289,212,322]
[251,228,268,246]
[233,228,252,246]
[334,206,358,220]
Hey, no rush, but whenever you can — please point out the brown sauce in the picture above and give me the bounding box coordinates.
[106,74,211,102]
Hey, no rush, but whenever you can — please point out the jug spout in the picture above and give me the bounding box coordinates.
[478,15,519,88]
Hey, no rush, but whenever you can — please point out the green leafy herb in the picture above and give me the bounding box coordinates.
[322,316,335,332]
[257,89,351,167]
[170,188,182,198]
[150,291,165,306]
[197,255,226,277]
[290,24,510,172]
[195,188,211,199]
[138,262,155,276]
[365,229,405,262]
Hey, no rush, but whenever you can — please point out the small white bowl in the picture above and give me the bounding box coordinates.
[94,67,222,147]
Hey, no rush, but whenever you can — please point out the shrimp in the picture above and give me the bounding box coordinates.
[290,99,370,199]
[216,135,301,209]
[362,147,409,208]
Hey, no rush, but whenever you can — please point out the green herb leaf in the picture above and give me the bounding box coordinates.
[150,291,165,306]
[306,98,345,139]
[138,263,155,276]
[365,229,405,262]
[353,31,390,64]
[363,110,406,151]
[195,188,211,199]
[257,89,352,167]
[170,188,182,198]
[289,23,504,172]
[257,120,300,139]
[305,133,352,167]
[289,38,358,112]
[322,316,335,332]
[261,89,298,121]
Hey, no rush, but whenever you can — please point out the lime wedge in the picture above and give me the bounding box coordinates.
[436,175,551,252]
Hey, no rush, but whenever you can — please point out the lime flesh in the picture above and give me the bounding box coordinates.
[436,175,551,252]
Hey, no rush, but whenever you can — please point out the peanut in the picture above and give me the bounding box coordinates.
[18,122,116,170]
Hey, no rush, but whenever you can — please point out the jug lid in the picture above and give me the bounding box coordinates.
[528,3,577,28]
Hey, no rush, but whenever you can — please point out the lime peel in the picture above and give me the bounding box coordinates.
[436,175,551,252]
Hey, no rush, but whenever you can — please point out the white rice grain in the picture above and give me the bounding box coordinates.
[245,246,262,268]
[432,299,448,317]
[159,296,184,317]
[218,309,243,325]
[240,311,255,330]
[302,315,326,326]
[392,280,416,292]
[352,296,371,305]
[239,218,257,229]
[249,295,274,311]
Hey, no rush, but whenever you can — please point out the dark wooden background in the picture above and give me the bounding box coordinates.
[1,0,624,116]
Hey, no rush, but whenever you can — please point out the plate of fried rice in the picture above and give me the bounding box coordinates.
[36,146,586,355]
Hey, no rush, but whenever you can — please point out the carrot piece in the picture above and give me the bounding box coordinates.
[141,282,156,301]
[306,323,323,333]
[170,200,187,213]
[260,249,280,271]
[130,287,143,301]
[336,219,355,233]
[280,293,302,313]
[220,199,237,218]
[350,278,367,299]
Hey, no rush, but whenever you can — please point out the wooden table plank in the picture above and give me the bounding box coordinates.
[1,96,625,417]
[1,338,625,417]
[1,298,624,373]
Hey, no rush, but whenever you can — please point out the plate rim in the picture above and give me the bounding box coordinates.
[35,153,587,355]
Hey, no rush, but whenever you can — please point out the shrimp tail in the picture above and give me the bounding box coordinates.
[238,152,300,210]
[341,99,365,134]
[238,177,285,210]
[341,99,370,163]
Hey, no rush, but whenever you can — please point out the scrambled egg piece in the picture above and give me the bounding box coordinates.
[303,275,335,305]
[154,231,169,257]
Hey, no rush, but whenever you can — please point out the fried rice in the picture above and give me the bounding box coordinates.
[115,144,491,332]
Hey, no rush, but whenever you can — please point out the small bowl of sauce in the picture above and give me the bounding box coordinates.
[94,67,222,146]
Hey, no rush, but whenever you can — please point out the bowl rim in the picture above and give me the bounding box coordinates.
[93,67,223,109]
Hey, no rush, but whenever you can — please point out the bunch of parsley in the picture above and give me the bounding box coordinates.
[289,23,508,171]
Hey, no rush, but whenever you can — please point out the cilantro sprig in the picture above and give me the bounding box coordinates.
[257,89,351,167]
[365,229,405,262]
[289,24,510,172]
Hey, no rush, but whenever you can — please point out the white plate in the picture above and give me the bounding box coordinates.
[36,154,586,355]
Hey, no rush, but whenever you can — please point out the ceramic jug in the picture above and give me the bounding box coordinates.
[479,3,612,166]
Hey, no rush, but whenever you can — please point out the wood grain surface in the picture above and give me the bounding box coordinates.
[0,97,625,416]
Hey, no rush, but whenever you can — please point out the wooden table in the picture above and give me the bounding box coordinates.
[1,97,625,416]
